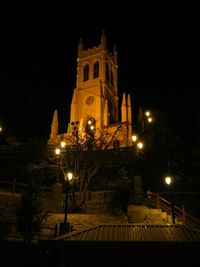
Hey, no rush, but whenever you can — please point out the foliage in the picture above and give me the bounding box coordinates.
[15,177,48,244]
[108,167,131,214]
[0,201,16,240]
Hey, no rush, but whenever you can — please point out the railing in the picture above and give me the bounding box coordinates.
[147,191,200,230]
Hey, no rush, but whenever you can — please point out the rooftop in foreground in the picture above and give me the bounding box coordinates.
[55,224,200,242]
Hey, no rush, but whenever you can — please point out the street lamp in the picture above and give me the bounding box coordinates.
[64,172,73,227]
[137,142,144,157]
[60,141,66,148]
[132,135,143,157]
[145,110,153,124]
[145,111,150,117]
[54,145,73,234]
[165,176,175,224]
[55,148,61,155]
[132,135,137,142]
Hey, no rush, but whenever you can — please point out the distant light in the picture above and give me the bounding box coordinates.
[0,127,2,132]
[88,120,92,125]
[67,172,73,181]
[132,135,137,142]
[165,176,172,185]
[60,141,66,148]
[90,125,94,130]
[148,117,152,123]
[55,148,61,155]
[137,142,143,149]
[145,111,150,117]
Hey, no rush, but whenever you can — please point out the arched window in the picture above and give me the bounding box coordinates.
[106,63,109,82]
[83,64,89,81]
[93,61,99,79]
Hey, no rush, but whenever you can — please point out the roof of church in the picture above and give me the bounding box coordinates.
[55,224,200,242]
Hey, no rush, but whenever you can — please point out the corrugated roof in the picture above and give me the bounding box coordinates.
[56,224,200,242]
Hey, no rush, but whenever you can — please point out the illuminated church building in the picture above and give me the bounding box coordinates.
[49,31,133,149]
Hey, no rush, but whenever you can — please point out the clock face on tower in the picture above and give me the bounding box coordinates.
[86,95,95,105]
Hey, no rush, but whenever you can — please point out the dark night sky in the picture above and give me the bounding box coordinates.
[0,3,199,140]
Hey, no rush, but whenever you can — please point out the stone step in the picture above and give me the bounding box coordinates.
[128,213,167,224]
[127,205,171,224]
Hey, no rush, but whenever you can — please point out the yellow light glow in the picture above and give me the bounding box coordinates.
[148,117,152,123]
[88,120,92,125]
[132,135,137,142]
[137,142,143,149]
[0,127,2,132]
[60,141,66,148]
[67,172,73,181]
[90,125,94,130]
[165,176,172,185]
[55,148,61,155]
[145,111,150,117]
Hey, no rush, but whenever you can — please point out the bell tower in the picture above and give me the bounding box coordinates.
[49,30,133,149]
[70,30,119,132]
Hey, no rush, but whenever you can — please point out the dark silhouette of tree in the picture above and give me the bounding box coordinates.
[15,177,48,244]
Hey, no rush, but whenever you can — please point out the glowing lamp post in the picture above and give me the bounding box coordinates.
[60,141,66,149]
[64,172,73,226]
[137,142,143,157]
[54,145,73,234]
[132,135,137,142]
[145,111,150,117]
[145,111,153,124]
[165,176,175,224]
[55,148,61,155]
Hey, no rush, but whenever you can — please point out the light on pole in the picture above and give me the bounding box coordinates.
[55,148,61,155]
[54,146,73,234]
[132,135,137,142]
[165,176,175,224]
[60,141,66,148]
[145,111,150,117]
[64,172,73,226]
[137,142,144,157]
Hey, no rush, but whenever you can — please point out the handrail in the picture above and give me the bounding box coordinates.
[147,191,200,230]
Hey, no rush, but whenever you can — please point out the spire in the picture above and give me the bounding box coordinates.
[101,29,107,49]
[50,109,58,139]
[78,37,83,57]
[127,94,132,124]
[121,93,127,122]
[127,93,133,146]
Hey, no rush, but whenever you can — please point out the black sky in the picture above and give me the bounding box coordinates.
[0,3,199,139]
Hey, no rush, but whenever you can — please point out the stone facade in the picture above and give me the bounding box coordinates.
[49,31,133,149]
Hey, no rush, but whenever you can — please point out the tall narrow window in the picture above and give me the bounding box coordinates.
[83,64,89,81]
[93,61,99,78]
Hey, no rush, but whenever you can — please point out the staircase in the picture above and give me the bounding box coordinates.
[128,192,200,229]
[128,204,170,224]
